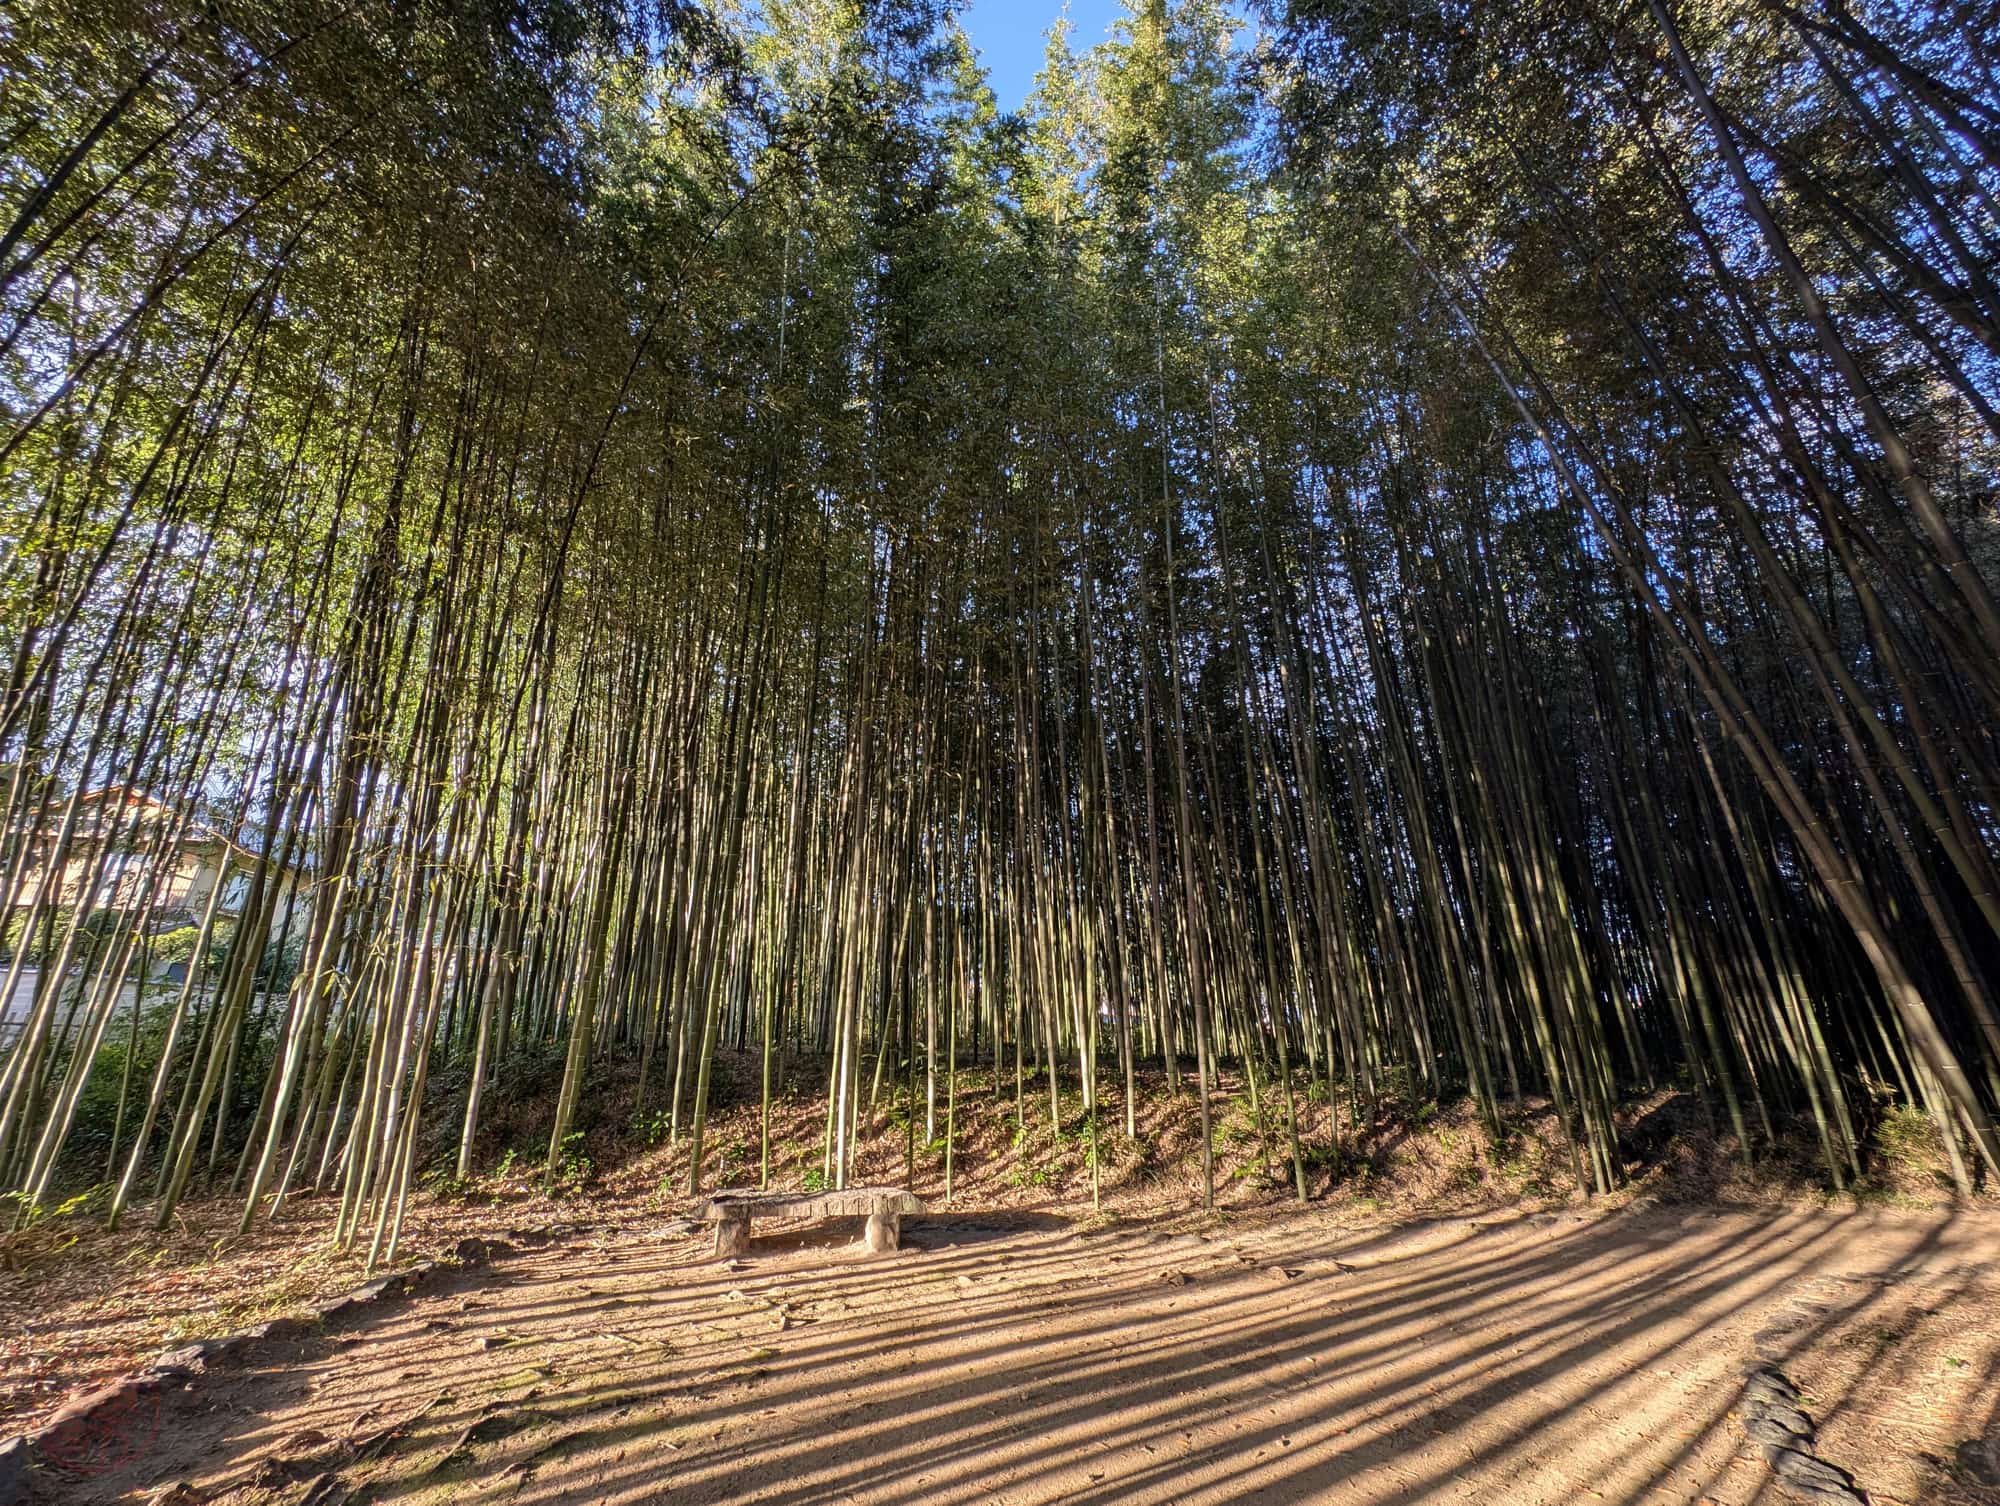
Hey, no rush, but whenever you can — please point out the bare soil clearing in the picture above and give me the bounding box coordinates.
[37,1201,2000,1506]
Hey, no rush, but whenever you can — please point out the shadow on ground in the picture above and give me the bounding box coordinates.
[52,1200,2000,1506]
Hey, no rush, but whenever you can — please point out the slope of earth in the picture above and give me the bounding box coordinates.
[41,1201,2000,1506]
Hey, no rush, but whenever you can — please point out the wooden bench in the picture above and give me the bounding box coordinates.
[696,1186,926,1257]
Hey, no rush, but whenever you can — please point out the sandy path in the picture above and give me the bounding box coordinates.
[61,1203,2000,1506]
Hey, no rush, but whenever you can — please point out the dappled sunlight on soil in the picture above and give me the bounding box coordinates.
[50,1202,2000,1506]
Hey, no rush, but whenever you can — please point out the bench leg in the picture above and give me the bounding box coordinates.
[864,1211,900,1254]
[715,1216,750,1258]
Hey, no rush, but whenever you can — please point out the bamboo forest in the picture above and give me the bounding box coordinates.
[2,1,1999,1500]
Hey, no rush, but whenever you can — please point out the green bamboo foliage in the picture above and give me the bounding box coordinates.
[1,0,1996,1256]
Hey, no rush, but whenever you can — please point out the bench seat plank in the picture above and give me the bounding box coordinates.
[696,1186,925,1222]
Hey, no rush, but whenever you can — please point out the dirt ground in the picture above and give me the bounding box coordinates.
[32,1198,2000,1506]
[1,1070,1581,1433]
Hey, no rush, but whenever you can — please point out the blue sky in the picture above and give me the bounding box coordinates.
[960,0,1128,112]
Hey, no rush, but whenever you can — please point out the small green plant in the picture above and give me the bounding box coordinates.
[1007,1159,1055,1188]
[420,1166,473,1202]
[1873,1105,1939,1168]
[1297,1138,1348,1185]
[494,1147,521,1181]
[629,1108,672,1147]
[1236,1152,1284,1188]
[0,1185,105,1232]
[550,1132,593,1199]
[711,1139,746,1186]
[801,1166,830,1193]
